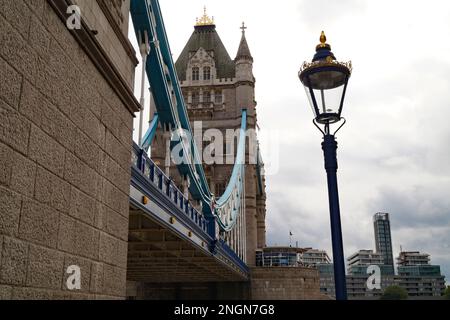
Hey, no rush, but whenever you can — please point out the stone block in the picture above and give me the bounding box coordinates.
[99,232,127,268]
[103,206,128,241]
[250,267,321,300]
[24,0,45,17]
[0,0,31,39]
[70,103,105,148]
[35,167,71,213]
[19,199,59,248]
[12,287,52,300]
[0,14,38,84]
[100,101,120,139]
[0,56,22,110]
[0,237,29,285]
[105,129,130,170]
[0,143,12,186]
[103,264,126,297]
[27,244,64,289]
[29,15,50,60]
[0,236,2,267]
[29,126,66,178]
[10,150,37,197]
[104,154,130,194]
[74,128,100,172]
[117,119,133,149]
[102,179,128,217]
[0,100,31,155]
[90,261,104,294]
[0,285,12,300]
[58,214,99,260]
[0,186,21,237]
[64,152,103,201]
[19,81,77,153]
[69,187,99,226]
[62,254,91,293]
[79,75,102,118]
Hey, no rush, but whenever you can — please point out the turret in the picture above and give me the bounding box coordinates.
[235,22,256,118]
[235,22,254,83]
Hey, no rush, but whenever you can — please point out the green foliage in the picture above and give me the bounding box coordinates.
[444,286,450,299]
[380,285,408,300]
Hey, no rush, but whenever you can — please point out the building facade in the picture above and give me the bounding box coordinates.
[396,251,446,297]
[373,212,394,273]
[151,12,267,266]
[302,249,331,266]
[256,247,306,267]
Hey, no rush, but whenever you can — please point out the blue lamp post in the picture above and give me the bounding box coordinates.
[299,31,352,300]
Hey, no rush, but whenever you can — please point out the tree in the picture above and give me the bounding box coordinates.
[444,286,450,300]
[380,285,408,300]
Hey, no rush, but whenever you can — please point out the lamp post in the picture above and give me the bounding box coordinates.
[298,31,352,300]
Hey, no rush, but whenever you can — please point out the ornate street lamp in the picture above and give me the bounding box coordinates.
[299,31,352,300]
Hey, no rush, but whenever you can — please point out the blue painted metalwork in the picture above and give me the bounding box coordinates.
[322,134,347,300]
[141,113,159,152]
[130,142,249,276]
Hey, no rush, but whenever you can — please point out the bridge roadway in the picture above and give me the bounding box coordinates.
[127,143,249,283]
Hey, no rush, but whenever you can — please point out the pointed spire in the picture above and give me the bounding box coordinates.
[236,21,253,61]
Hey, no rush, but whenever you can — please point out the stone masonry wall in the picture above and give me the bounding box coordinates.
[250,267,327,300]
[0,1,137,299]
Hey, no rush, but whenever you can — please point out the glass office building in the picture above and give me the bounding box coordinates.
[373,213,394,273]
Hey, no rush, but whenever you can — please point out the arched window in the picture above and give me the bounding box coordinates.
[203,67,211,80]
[215,91,223,104]
[192,92,199,105]
[203,91,211,103]
[192,67,199,81]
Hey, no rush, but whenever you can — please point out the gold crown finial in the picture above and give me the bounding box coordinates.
[195,6,215,26]
[320,31,327,45]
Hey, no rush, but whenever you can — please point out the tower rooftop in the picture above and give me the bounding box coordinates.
[175,9,235,81]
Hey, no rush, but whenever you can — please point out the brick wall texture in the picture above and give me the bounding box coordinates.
[0,0,135,299]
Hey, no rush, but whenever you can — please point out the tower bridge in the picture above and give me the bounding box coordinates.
[0,0,321,300]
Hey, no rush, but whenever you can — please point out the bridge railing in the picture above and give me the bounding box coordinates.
[131,143,208,234]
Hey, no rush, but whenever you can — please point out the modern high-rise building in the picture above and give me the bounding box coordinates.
[397,251,431,266]
[373,212,394,273]
[346,250,396,299]
[302,249,332,266]
[396,251,446,297]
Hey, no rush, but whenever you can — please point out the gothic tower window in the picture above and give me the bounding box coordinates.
[215,91,223,104]
[192,67,200,81]
[203,67,211,80]
[192,92,199,105]
[204,91,211,103]
[215,182,226,196]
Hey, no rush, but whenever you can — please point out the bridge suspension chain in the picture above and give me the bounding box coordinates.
[130,0,247,236]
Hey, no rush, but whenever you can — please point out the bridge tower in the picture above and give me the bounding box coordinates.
[156,11,268,266]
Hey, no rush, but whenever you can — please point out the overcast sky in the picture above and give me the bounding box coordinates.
[130,0,450,282]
